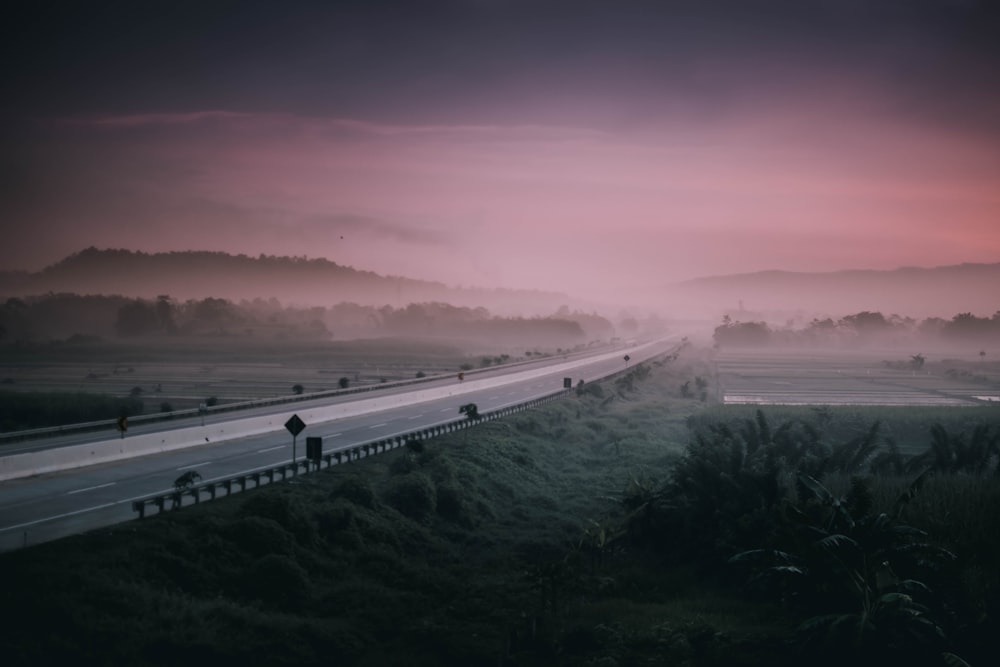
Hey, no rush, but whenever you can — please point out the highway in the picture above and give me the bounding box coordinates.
[0,338,676,552]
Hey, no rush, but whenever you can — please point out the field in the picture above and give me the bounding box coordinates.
[715,346,1000,406]
[1,346,998,666]
[0,337,485,424]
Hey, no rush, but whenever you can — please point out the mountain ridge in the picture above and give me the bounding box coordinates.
[0,247,572,316]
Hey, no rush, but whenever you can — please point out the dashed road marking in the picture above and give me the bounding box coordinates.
[67,482,115,495]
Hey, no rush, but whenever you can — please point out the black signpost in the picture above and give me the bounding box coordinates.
[284,414,306,474]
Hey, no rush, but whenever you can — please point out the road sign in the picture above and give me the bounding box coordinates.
[285,414,306,436]
[306,436,322,462]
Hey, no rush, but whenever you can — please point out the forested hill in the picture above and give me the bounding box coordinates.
[674,262,1000,319]
[0,248,569,315]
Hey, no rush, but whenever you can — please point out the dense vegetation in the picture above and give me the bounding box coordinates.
[714,309,1000,347]
[0,291,624,350]
[2,351,998,666]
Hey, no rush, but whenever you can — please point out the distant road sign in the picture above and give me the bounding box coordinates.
[284,414,306,436]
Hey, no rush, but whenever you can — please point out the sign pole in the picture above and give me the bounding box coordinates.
[284,414,307,476]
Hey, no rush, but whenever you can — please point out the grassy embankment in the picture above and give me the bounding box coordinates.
[1,347,998,666]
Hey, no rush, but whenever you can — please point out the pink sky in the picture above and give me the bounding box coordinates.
[1,2,998,309]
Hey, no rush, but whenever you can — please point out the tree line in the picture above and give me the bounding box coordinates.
[715,309,1000,347]
[0,293,616,348]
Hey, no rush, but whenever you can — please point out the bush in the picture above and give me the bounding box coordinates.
[224,515,294,556]
[382,472,436,520]
[292,383,304,395]
[338,377,350,389]
[205,396,218,407]
[331,476,376,509]
[240,491,317,545]
[241,554,311,610]
[159,402,173,413]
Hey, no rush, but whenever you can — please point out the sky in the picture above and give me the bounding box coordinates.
[1,0,998,306]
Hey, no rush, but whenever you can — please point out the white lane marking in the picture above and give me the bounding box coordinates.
[440,408,450,412]
[369,423,387,429]
[67,482,116,495]
[257,445,284,453]
[408,414,423,419]
[2,501,122,532]
[177,461,211,470]
[328,433,342,437]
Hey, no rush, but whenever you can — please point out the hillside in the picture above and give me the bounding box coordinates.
[671,262,1000,320]
[0,248,571,316]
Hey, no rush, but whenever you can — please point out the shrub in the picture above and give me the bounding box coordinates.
[241,554,310,610]
[331,476,376,509]
[292,383,304,395]
[224,515,294,556]
[338,377,350,389]
[240,491,317,545]
[205,396,218,407]
[382,472,436,520]
[159,402,173,413]
[415,371,426,378]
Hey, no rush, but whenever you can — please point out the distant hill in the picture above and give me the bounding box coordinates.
[0,248,570,316]
[671,263,1000,320]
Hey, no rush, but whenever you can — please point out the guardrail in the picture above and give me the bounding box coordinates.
[0,344,620,445]
[131,392,569,518]
[128,345,679,519]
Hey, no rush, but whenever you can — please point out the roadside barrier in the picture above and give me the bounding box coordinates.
[0,345,613,445]
[131,392,568,518]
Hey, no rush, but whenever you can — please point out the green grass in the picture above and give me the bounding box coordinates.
[1,348,997,666]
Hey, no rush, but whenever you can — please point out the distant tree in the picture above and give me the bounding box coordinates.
[115,301,158,337]
[205,396,218,406]
[459,403,480,420]
[159,402,173,413]
[338,377,350,389]
[910,353,926,370]
[292,383,304,395]
[155,295,176,333]
[713,319,771,347]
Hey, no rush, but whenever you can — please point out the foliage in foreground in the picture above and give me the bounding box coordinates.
[1,353,998,666]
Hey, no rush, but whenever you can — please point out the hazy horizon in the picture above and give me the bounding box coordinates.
[2,2,998,309]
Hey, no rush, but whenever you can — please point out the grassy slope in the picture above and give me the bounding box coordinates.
[3,349,997,665]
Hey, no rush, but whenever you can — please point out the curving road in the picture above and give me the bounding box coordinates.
[0,338,676,552]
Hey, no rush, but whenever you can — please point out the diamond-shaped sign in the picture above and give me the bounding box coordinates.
[284,414,306,436]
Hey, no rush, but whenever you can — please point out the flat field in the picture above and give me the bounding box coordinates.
[715,346,1000,406]
[0,337,478,412]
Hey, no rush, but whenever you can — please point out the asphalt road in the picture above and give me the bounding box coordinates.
[0,338,675,552]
